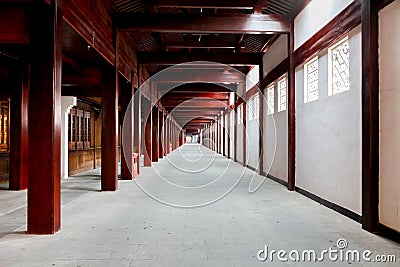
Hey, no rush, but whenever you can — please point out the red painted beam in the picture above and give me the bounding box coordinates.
[118,13,290,34]
[0,7,29,44]
[138,52,261,66]
[148,0,256,9]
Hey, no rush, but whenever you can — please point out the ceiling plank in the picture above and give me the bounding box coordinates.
[117,14,290,34]
[138,52,261,66]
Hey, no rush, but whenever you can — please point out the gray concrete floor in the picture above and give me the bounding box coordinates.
[0,144,399,267]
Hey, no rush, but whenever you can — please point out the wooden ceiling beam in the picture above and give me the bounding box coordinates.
[163,99,228,108]
[117,14,290,34]
[138,52,261,66]
[148,0,257,9]
[164,92,229,100]
[159,83,236,92]
[61,86,102,97]
[151,69,245,83]
[166,40,244,49]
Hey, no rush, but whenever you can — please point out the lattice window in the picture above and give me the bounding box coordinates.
[237,104,243,124]
[68,107,93,150]
[304,57,319,103]
[0,99,9,152]
[247,97,254,121]
[328,36,350,96]
[247,94,259,120]
[267,84,275,115]
[278,76,287,112]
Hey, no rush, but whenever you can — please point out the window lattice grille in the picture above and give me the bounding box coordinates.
[304,57,319,103]
[329,37,350,95]
[278,76,287,112]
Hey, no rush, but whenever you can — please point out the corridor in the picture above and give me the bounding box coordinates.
[0,144,398,266]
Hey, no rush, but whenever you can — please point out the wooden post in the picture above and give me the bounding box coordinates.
[133,89,141,175]
[159,110,164,158]
[243,101,247,167]
[28,0,62,234]
[101,69,119,191]
[361,0,379,233]
[222,112,225,156]
[259,62,264,175]
[233,95,238,162]
[227,109,231,159]
[219,117,222,154]
[287,19,296,191]
[152,106,159,162]
[10,58,29,190]
[120,77,134,180]
[143,98,152,166]
[163,113,167,155]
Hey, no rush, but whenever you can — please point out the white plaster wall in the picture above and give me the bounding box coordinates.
[379,0,400,232]
[295,26,362,214]
[263,35,288,76]
[246,66,259,91]
[262,86,288,182]
[230,112,235,159]
[262,34,288,182]
[270,109,288,181]
[294,0,354,49]
[246,117,259,169]
[237,125,244,164]
[61,96,77,179]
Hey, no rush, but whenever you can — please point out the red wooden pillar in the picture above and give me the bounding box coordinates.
[227,109,231,159]
[10,58,29,190]
[210,122,214,150]
[233,95,237,162]
[159,110,164,158]
[287,20,296,191]
[133,89,141,175]
[163,115,168,155]
[143,98,152,166]
[259,62,265,175]
[27,0,62,234]
[152,106,159,162]
[120,78,134,180]
[101,69,119,191]
[170,120,173,151]
[243,102,247,167]
[179,130,183,146]
[361,0,379,233]
[219,117,222,154]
